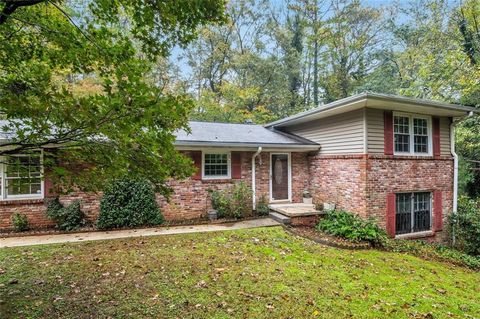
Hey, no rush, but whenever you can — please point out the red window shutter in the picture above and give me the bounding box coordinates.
[44,175,54,197]
[386,193,396,238]
[231,152,242,179]
[433,191,443,231]
[384,111,394,155]
[190,151,202,180]
[432,117,441,157]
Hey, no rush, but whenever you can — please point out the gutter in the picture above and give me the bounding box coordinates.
[174,141,319,150]
[251,147,262,209]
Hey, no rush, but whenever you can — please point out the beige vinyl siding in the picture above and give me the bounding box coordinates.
[366,107,451,155]
[366,108,384,154]
[285,109,365,155]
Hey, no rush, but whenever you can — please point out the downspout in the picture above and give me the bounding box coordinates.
[450,122,458,215]
[252,147,262,210]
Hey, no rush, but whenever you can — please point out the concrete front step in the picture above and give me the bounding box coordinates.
[269,212,291,225]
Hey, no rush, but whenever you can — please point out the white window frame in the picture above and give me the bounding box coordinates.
[0,151,44,200]
[201,151,231,180]
[393,112,432,156]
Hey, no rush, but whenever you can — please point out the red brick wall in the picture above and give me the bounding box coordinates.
[0,193,101,231]
[366,155,453,240]
[160,151,310,221]
[0,151,310,230]
[308,154,368,216]
[308,153,453,240]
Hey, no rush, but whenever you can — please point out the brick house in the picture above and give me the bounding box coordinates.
[0,93,476,239]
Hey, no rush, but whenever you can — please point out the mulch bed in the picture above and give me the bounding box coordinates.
[0,215,269,238]
[287,226,372,250]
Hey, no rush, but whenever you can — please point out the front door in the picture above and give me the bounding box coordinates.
[270,154,290,201]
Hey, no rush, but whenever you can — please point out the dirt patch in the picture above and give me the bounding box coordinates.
[287,226,371,250]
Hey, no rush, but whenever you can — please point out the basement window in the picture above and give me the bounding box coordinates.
[202,152,230,179]
[394,113,432,155]
[1,152,44,199]
[396,192,431,235]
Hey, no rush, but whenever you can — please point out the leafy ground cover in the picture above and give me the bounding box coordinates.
[0,227,479,318]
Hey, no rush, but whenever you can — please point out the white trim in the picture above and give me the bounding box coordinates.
[0,151,44,200]
[393,112,433,156]
[363,108,368,153]
[201,150,231,180]
[269,152,292,202]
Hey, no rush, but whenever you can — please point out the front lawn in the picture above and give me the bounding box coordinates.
[0,227,479,318]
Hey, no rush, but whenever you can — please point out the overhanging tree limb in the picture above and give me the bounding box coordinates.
[0,0,45,24]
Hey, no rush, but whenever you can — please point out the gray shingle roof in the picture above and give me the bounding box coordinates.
[175,121,318,148]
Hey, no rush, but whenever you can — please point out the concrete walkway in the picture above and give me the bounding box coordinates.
[0,218,280,248]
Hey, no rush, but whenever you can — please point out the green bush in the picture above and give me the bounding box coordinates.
[46,198,85,231]
[448,196,480,256]
[316,210,386,245]
[256,194,270,216]
[97,179,164,230]
[231,182,252,218]
[209,182,252,219]
[11,213,29,232]
[209,189,230,218]
[382,237,480,270]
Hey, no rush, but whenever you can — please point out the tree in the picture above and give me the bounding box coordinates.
[0,0,226,194]
[319,0,383,102]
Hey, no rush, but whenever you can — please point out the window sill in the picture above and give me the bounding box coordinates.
[395,230,434,240]
[0,198,44,205]
[201,179,235,184]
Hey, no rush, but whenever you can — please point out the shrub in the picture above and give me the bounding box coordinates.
[97,179,164,230]
[209,182,252,219]
[11,213,29,232]
[256,194,270,216]
[316,210,386,245]
[382,237,480,270]
[210,189,230,218]
[231,182,252,218]
[46,198,85,231]
[448,196,480,256]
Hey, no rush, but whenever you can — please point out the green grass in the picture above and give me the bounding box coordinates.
[0,227,479,318]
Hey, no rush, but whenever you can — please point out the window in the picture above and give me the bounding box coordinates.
[396,192,431,235]
[1,153,43,199]
[203,152,230,179]
[394,113,431,155]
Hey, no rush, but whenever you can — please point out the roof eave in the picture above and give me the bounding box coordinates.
[174,141,320,151]
[266,92,478,128]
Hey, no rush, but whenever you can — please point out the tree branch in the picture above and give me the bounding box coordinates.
[0,0,45,25]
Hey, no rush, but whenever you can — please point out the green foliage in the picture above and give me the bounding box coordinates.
[209,189,230,218]
[46,198,85,231]
[316,210,386,245]
[456,116,480,198]
[97,179,164,230]
[0,0,225,193]
[382,237,480,270]
[256,194,270,216]
[448,196,480,256]
[11,213,29,232]
[209,182,252,219]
